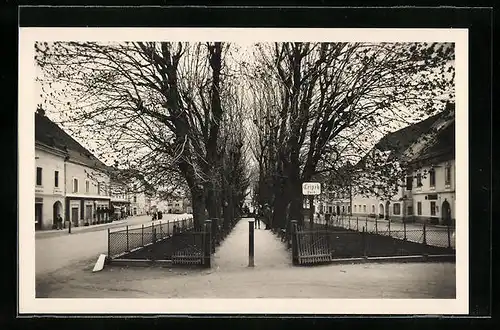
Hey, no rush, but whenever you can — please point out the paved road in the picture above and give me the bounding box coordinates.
[35,213,193,276]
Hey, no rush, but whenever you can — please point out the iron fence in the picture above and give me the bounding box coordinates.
[107,217,195,258]
[291,218,456,265]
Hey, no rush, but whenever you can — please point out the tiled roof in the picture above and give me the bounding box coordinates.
[35,110,109,171]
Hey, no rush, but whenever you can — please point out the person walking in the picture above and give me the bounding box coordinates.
[255,208,261,229]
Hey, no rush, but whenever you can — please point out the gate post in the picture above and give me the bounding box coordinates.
[291,220,299,265]
[126,225,129,252]
[212,218,218,253]
[203,220,212,268]
[248,219,255,267]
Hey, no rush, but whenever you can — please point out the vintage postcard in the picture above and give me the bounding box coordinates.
[18,27,468,315]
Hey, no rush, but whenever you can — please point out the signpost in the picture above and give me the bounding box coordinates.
[302,182,321,228]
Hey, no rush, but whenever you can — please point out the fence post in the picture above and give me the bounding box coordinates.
[107,228,110,258]
[375,217,378,235]
[356,217,359,231]
[248,219,255,267]
[348,217,351,230]
[447,225,452,249]
[388,219,391,236]
[159,220,162,239]
[362,227,367,258]
[126,225,129,252]
[291,220,299,265]
[141,224,144,246]
[404,221,407,241]
[212,218,218,253]
[167,220,170,236]
[203,220,212,268]
[152,222,156,243]
[423,222,427,245]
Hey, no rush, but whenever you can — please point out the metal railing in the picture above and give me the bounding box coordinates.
[107,217,194,258]
[290,217,456,265]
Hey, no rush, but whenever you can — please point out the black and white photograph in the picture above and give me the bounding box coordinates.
[19,27,469,314]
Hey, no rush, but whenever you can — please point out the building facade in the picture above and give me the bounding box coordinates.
[35,142,67,230]
[328,103,455,226]
[35,108,112,230]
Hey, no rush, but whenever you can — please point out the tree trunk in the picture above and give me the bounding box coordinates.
[191,188,206,230]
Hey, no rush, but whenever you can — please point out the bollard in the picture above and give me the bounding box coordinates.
[203,220,212,268]
[248,219,255,267]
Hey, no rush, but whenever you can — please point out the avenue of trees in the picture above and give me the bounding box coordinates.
[36,41,454,230]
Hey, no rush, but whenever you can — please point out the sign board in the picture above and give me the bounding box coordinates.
[302,182,321,195]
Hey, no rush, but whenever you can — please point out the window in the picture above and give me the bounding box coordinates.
[430,201,436,216]
[406,176,413,190]
[54,171,59,188]
[73,178,78,193]
[36,167,42,186]
[445,164,451,186]
[393,203,401,215]
[354,205,357,212]
[85,180,90,193]
[417,202,422,215]
[134,196,137,203]
[407,206,413,215]
[363,205,366,213]
[429,169,436,187]
[416,173,422,187]
[371,205,375,214]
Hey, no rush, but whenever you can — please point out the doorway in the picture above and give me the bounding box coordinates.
[35,203,43,230]
[52,201,62,228]
[71,207,79,226]
[442,199,452,226]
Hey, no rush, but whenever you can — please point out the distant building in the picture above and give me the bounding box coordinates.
[35,108,112,230]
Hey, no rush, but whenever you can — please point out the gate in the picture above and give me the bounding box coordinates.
[171,231,205,265]
[295,229,332,265]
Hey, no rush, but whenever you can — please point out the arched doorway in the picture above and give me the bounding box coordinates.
[385,201,390,220]
[379,204,384,218]
[52,201,63,228]
[442,199,452,225]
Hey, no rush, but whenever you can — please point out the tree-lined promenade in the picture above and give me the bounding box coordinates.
[36,41,454,231]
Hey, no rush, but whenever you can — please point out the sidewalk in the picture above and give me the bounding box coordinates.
[213,217,291,271]
[35,215,149,239]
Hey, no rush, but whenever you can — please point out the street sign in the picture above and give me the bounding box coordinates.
[302,182,321,195]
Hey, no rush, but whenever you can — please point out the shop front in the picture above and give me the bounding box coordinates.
[65,195,111,227]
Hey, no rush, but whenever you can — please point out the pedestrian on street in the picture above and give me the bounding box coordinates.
[57,214,63,230]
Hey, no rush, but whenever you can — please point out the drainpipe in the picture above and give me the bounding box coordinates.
[63,155,68,224]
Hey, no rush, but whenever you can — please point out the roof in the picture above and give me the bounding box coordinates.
[408,119,455,164]
[35,109,108,171]
[374,111,443,159]
[357,102,455,168]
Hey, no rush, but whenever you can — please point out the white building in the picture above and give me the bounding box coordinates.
[330,103,455,225]
[35,108,111,230]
